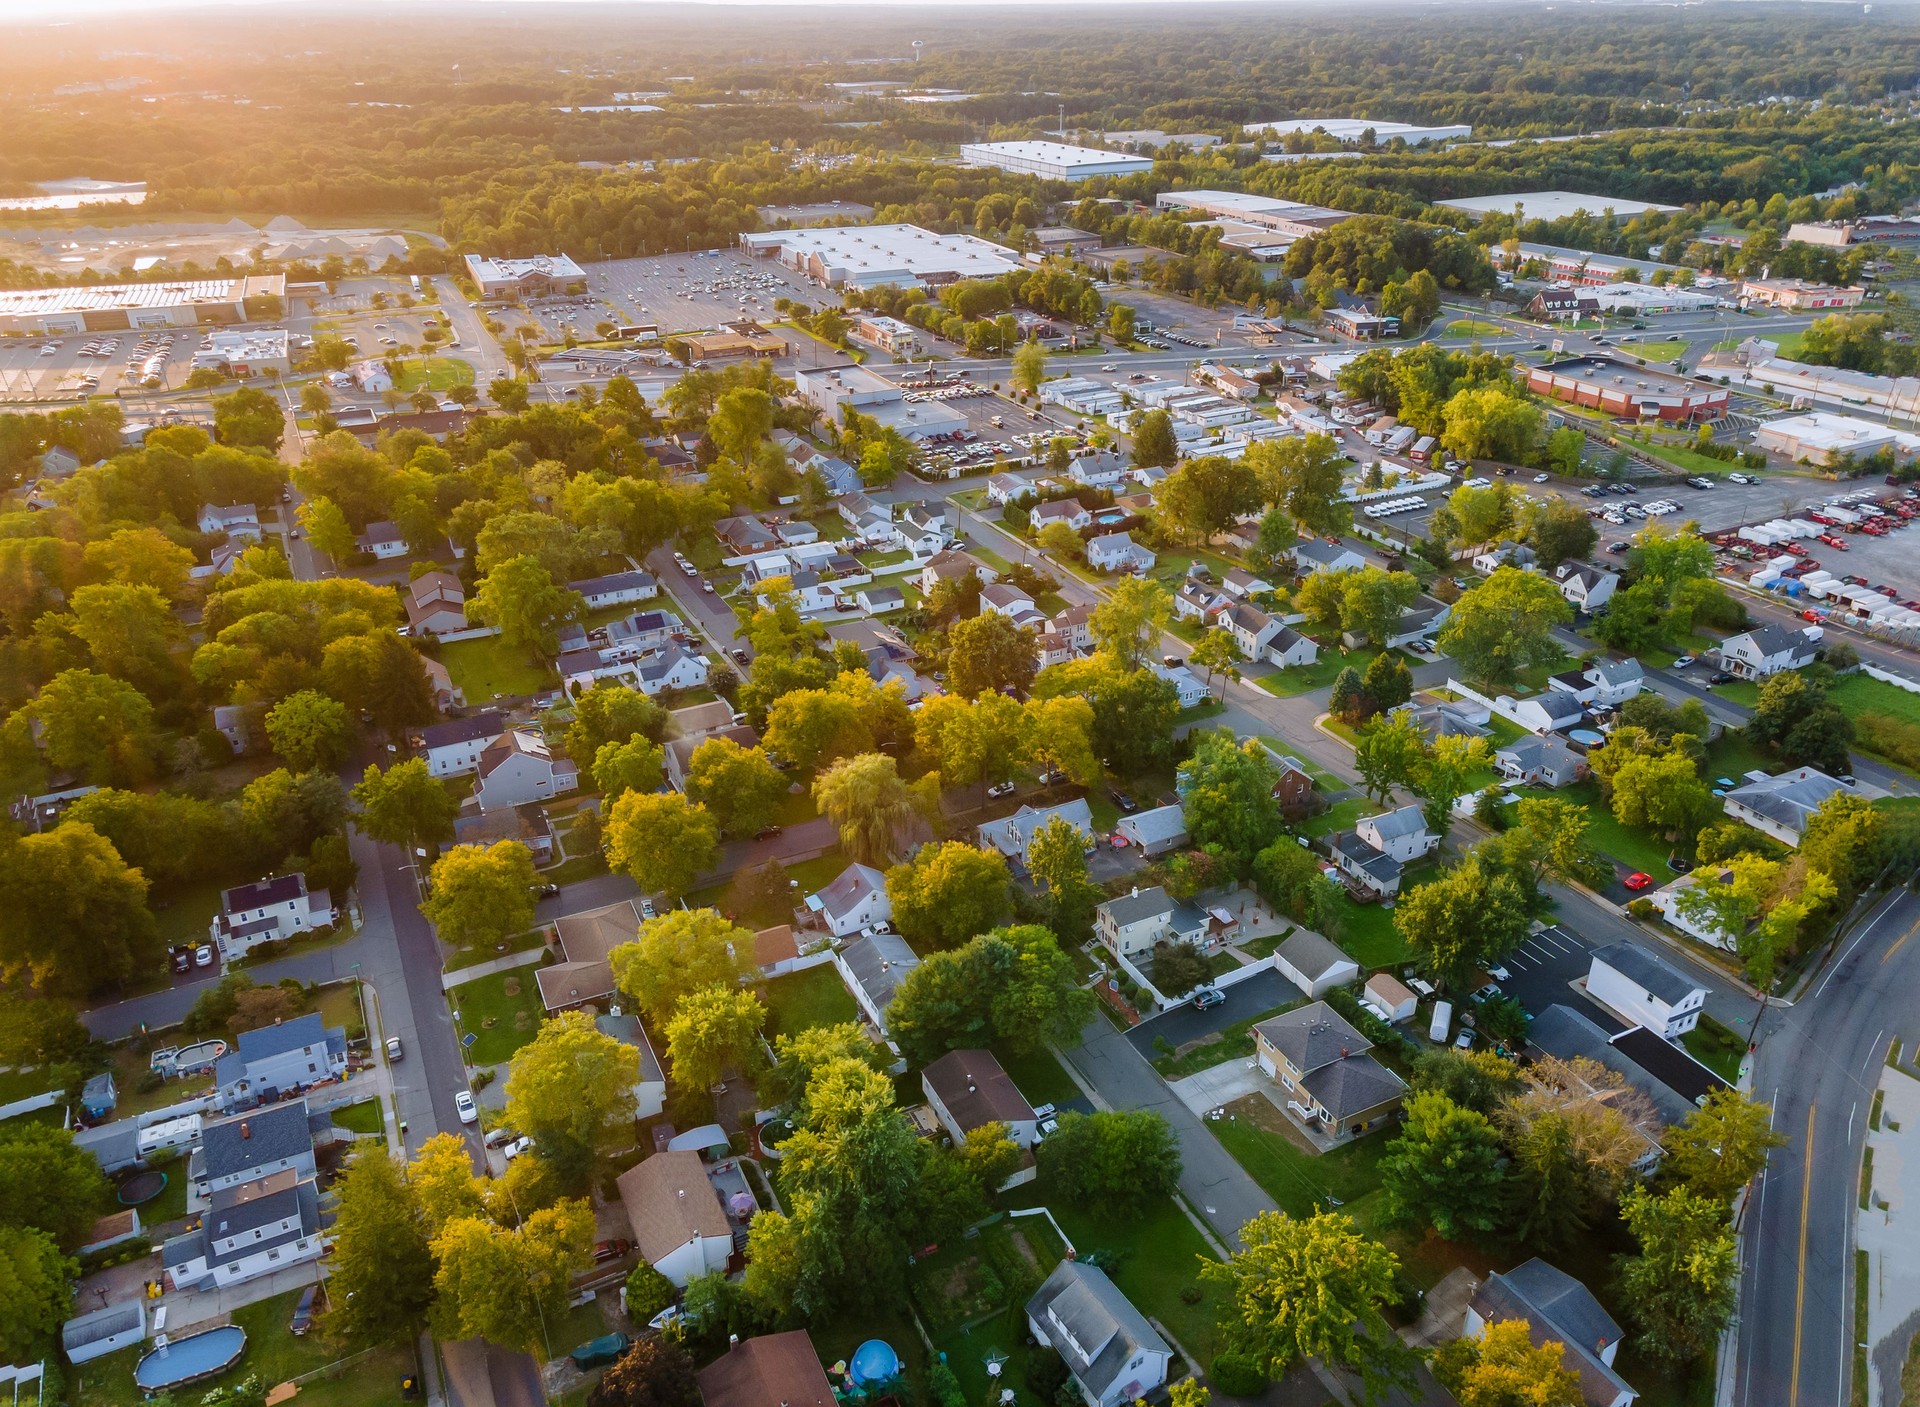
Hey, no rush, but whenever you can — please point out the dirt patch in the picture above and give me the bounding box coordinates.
[502,975,522,997]
[1228,1092,1322,1153]
[515,1009,536,1032]
[1173,1032,1224,1059]
[1006,1229,1041,1273]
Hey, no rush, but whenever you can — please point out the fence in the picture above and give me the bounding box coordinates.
[0,1089,62,1122]
[1862,663,1920,696]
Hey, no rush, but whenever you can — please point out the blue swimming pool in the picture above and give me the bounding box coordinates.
[134,1326,247,1393]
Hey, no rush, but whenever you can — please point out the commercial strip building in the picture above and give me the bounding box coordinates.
[1787,216,1920,248]
[1490,240,1695,288]
[739,223,1022,290]
[1738,277,1866,311]
[1750,411,1920,467]
[957,140,1154,182]
[1440,190,1681,222]
[1733,348,1920,422]
[189,328,292,377]
[1243,117,1472,146]
[1524,356,1728,423]
[462,254,587,299]
[1154,190,1353,239]
[0,274,285,335]
[795,363,965,440]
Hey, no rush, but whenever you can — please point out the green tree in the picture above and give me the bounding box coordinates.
[1355,709,1426,804]
[604,791,720,898]
[1037,519,1084,560]
[1130,409,1178,469]
[1176,729,1281,863]
[1380,1091,1506,1241]
[264,688,354,771]
[764,688,871,771]
[1031,654,1180,775]
[1246,433,1351,537]
[1523,496,1599,570]
[588,1336,702,1407]
[1661,1087,1787,1204]
[1616,1184,1738,1361]
[683,739,786,837]
[1745,670,1855,774]
[1441,385,1541,464]
[1437,567,1572,687]
[1609,747,1716,842]
[1416,734,1492,840]
[1188,631,1241,698]
[1035,1110,1180,1211]
[1360,651,1413,711]
[1408,1047,1524,1116]
[3,668,158,788]
[0,1126,108,1251]
[1088,577,1172,667]
[813,753,929,865]
[1338,568,1420,647]
[663,984,767,1093]
[424,841,537,949]
[1395,856,1532,990]
[563,684,666,772]
[1012,341,1049,396]
[593,736,665,803]
[945,611,1039,700]
[1432,1319,1582,1407]
[431,1200,594,1356]
[472,555,584,660]
[886,842,1013,950]
[212,385,285,452]
[503,1010,640,1188]
[1028,814,1099,937]
[1202,1210,1417,1400]
[353,758,460,853]
[322,629,436,736]
[1156,455,1262,546]
[609,908,752,1022]
[0,1226,72,1364]
[323,1150,436,1347]
[0,823,158,997]
[298,496,358,562]
[620,1263,678,1327]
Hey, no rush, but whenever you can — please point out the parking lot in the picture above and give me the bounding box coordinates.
[1488,924,1614,1029]
[0,326,203,402]
[578,247,829,336]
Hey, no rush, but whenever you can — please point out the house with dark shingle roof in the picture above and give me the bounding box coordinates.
[1025,1261,1171,1407]
[833,931,920,1043]
[214,1014,346,1111]
[1586,942,1706,1039]
[1465,1259,1637,1407]
[1718,623,1819,680]
[699,1330,836,1407]
[922,1049,1040,1150]
[1252,1001,1406,1141]
[196,1099,317,1194]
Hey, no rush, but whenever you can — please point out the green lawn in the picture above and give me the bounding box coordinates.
[1251,737,1342,786]
[131,1151,191,1225]
[1237,925,1298,960]
[395,357,475,393]
[1832,672,1920,728]
[330,1098,385,1137]
[991,1040,1081,1109]
[1530,779,1674,874]
[1300,796,1368,840]
[1259,645,1382,698]
[0,1067,62,1105]
[153,879,226,950]
[1152,1002,1300,1080]
[1618,432,1744,479]
[1621,340,1688,362]
[1682,1013,1746,1083]
[1445,319,1506,338]
[1210,1097,1392,1219]
[1333,896,1410,968]
[449,967,549,1065]
[439,635,555,702]
[442,927,549,975]
[761,963,857,1039]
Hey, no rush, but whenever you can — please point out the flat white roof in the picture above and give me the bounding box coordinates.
[959,141,1153,173]
[742,223,1022,281]
[1441,190,1681,221]
[1755,412,1920,453]
[463,253,586,283]
[1155,190,1351,227]
[1243,118,1471,143]
[0,275,282,317]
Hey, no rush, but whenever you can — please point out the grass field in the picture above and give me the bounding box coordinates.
[439,635,555,702]
[153,879,226,949]
[992,1040,1081,1109]
[450,967,548,1065]
[1619,432,1743,479]
[330,1098,385,1137]
[1446,319,1506,339]
[1259,645,1382,698]
[1210,1096,1392,1218]
[394,357,475,393]
[1333,895,1410,968]
[1832,673,1920,727]
[1622,340,1688,362]
[1300,796,1368,839]
[761,963,857,1039]
[1682,1013,1747,1083]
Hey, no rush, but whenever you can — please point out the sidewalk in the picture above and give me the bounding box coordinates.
[440,944,547,990]
[1861,1063,1920,1407]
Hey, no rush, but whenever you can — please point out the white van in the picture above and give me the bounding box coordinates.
[1428,1000,1454,1045]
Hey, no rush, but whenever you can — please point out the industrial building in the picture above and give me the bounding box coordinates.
[1738,277,1866,311]
[1441,190,1681,222]
[1490,241,1694,287]
[1588,283,1720,315]
[1750,412,1920,467]
[1787,217,1920,248]
[738,223,1022,289]
[1735,350,1920,419]
[956,140,1154,182]
[0,274,286,336]
[1103,130,1223,151]
[1525,356,1728,423]
[1243,117,1472,146]
[462,253,587,299]
[189,329,292,378]
[795,364,966,440]
[1154,190,1353,238]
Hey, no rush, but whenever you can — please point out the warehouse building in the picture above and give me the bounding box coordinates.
[957,140,1154,182]
[0,274,285,336]
[1736,350,1920,418]
[189,329,292,377]
[1739,277,1866,311]
[739,223,1022,289]
[1243,117,1472,146]
[1154,190,1353,238]
[1751,412,1920,467]
[1442,190,1681,222]
[1787,217,1920,248]
[1103,130,1222,152]
[1525,357,1727,424]
[463,254,587,300]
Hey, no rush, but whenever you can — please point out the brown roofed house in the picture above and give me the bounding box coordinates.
[537,899,642,1012]
[698,1330,835,1407]
[615,1150,733,1288]
[921,1049,1040,1150]
[753,925,800,977]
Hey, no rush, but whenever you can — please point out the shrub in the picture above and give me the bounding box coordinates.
[1626,897,1657,920]
[929,1362,967,1407]
[1211,1351,1268,1397]
[624,1262,675,1323]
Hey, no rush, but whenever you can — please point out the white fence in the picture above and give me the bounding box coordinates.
[0,1090,61,1122]
[1862,663,1920,696]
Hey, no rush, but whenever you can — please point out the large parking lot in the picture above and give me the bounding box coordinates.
[0,327,203,402]
[575,248,829,336]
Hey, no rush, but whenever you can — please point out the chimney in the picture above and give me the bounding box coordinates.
[240,1121,251,1140]
[967,1082,977,1093]
[729,1334,739,1347]
[677,1188,685,1198]
[1130,885,1139,898]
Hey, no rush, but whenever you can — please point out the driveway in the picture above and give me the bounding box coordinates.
[1125,970,1290,1057]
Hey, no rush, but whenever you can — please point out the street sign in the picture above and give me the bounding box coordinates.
[1551,338,1564,354]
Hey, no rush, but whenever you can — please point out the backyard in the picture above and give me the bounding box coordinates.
[450,966,549,1065]
[1209,1094,1392,1221]
[1330,895,1411,969]
[438,634,555,702]
[761,962,857,1039]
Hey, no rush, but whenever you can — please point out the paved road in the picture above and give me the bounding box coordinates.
[1735,882,1920,1407]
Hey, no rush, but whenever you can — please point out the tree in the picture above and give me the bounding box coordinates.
[1088,577,1171,667]
[431,1200,595,1356]
[1188,631,1241,698]
[212,385,285,452]
[1130,409,1178,469]
[1437,567,1572,687]
[1608,747,1715,842]
[1153,941,1213,996]
[1246,432,1351,537]
[1019,695,1102,788]
[1441,385,1541,464]
[351,758,459,853]
[1106,303,1136,343]
[1031,655,1179,776]
[1177,729,1282,863]
[609,908,752,1021]
[1157,455,1261,545]
[1523,496,1599,570]
[1012,341,1048,396]
[1417,734,1491,840]
[1798,791,1886,902]
[504,1010,640,1188]
[1361,650,1413,711]
[1512,797,1612,890]
[473,555,584,660]
[1616,1184,1738,1361]
[0,1226,71,1365]
[813,753,929,865]
[945,611,1039,700]
[1745,670,1855,774]
[664,984,767,1092]
[886,842,1012,950]
[1380,1091,1506,1241]
[323,1150,435,1346]
[1338,568,1420,647]
[1028,814,1099,937]
[1037,519,1084,561]
[264,689,354,771]
[604,791,720,898]
[488,376,531,413]
[298,496,358,562]
[621,1263,678,1326]
[764,688,870,770]
[593,736,665,803]
[564,684,665,772]
[1355,710,1426,803]
[588,1337,702,1407]
[1661,1087,1787,1204]
[322,629,435,736]
[64,582,182,692]
[1251,506,1299,577]
[1409,1047,1523,1116]
[886,928,1091,1064]
[4,668,159,788]
[1035,1110,1180,1211]
[424,842,537,949]
[0,823,158,997]
[1202,1210,1417,1400]
[1432,1319,1582,1407]
[1396,856,1532,990]
[683,739,786,837]
[0,1126,108,1251]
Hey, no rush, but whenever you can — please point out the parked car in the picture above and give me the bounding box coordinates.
[1108,790,1139,814]
[1671,655,1695,669]
[194,944,215,968]
[289,1284,321,1336]
[1623,872,1653,891]
[385,1035,403,1062]
[531,883,559,898]
[170,947,193,973]
[593,1238,633,1264]
[455,1091,479,1125]
[1472,982,1503,1003]
[502,1136,533,1161]
[1190,987,1226,1012]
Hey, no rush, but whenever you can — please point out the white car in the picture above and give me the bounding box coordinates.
[501,1135,533,1161]
[455,1091,479,1125]
[1533,473,1551,483]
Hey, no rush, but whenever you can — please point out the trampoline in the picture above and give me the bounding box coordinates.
[116,1170,168,1207]
[134,1326,247,1394]
[849,1340,902,1387]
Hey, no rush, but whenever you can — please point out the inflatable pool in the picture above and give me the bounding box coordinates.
[849,1339,902,1387]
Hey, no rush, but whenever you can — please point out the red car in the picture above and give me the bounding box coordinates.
[1623,872,1654,891]
[1863,522,1889,536]
[1802,608,1825,622]
[592,1239,633,1265]
[1781,541,1809,557]
[1817,533,1849,550]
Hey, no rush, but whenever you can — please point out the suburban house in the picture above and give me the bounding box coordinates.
[1031,498,1094,533]
[1224,603,1284,659]
[214,1014,347,1111]
[1035,630,1076,669]
[197,502,262,541]
[570,570,657,610]
[1361,973,1418,1025]
[355,520,407,559]
[1273,930,1361,999]
[1378,595,1452,650]
[594,1011,667,1120]
[1718,624,1820,680]
[1723,767,1848,846]
[164,1164,324,1292]
[636,645,711,696]
[1465,1259,1636,1407]
[1555,561,1620,612]
[1175,582,1230,624]
[1086,532,1156,574]
[834,931,922,1043]
[405,572,470,637]
[1117,804,1189,858]
[665,723,758,792]
[1222,567,1272,599]
[752,925,801,979]
[1152,662,1212,708]
[1512,688,1588,735]
[897,504,950,555]
[1586,943,1705,1039]
[698,1331,836,1407]
[981,583,1050,631]
[1473,542,1537,575]
[1358,806,1438,864]
[213,703,252,755]
[1053,603,1095,652]
[977,799,1096,866]
[473,728,578,812]
[1026,1261,1172,1407]
[1293,539,1367,577]
[616,1151,734,1288]
[919,549,995,595]
[1264,624,1319,668]
[1331,831,1403,897]
[1252,1002,1407,1141]
[210,872,335,962]
[987,473,1034,506]
[1528,1001,1723,1165]
[419,710,508,777]
[536,899,643,1013]
[453,805,555,864]
[857,585,906,615]
[1069,450,1131,490]
[1549,658,1645,708]
[809,862,892,937]
[194,1099,318,1196]
[922,1048,1040,1152]
[1494,734,1588,789]
[716,514,779,556]
[1094,885,1208,960]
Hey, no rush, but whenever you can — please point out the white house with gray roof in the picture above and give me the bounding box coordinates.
[215,1014,347,1111]
[810,862,891,937]
[1086,532,1156,575]
[834,931,922,1045]
[1550,657,1644,708]
[1723,767,1848,846]
[164,1165,323,1292]
[1293,539,1366,577]
[1273,930,1360,999]
[1495,734,1587,789]
[978,799,1095,866]
[1554,560,1619,612]
[1511,688,1588,735]
[195,1100,318,1196]
[1116,804,1189,858]
[419,709,508,777]
[1586,942,1705,1039]
[1094,886,1208,959]
[1356,805,1436,864]
[1718,623,1820,680]
[1026,1261,1171,1407]
[1466,1259,1636,1407]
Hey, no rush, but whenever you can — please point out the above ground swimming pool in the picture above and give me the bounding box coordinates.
[849,1339,902,1387]
[134,1326,247,1394]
